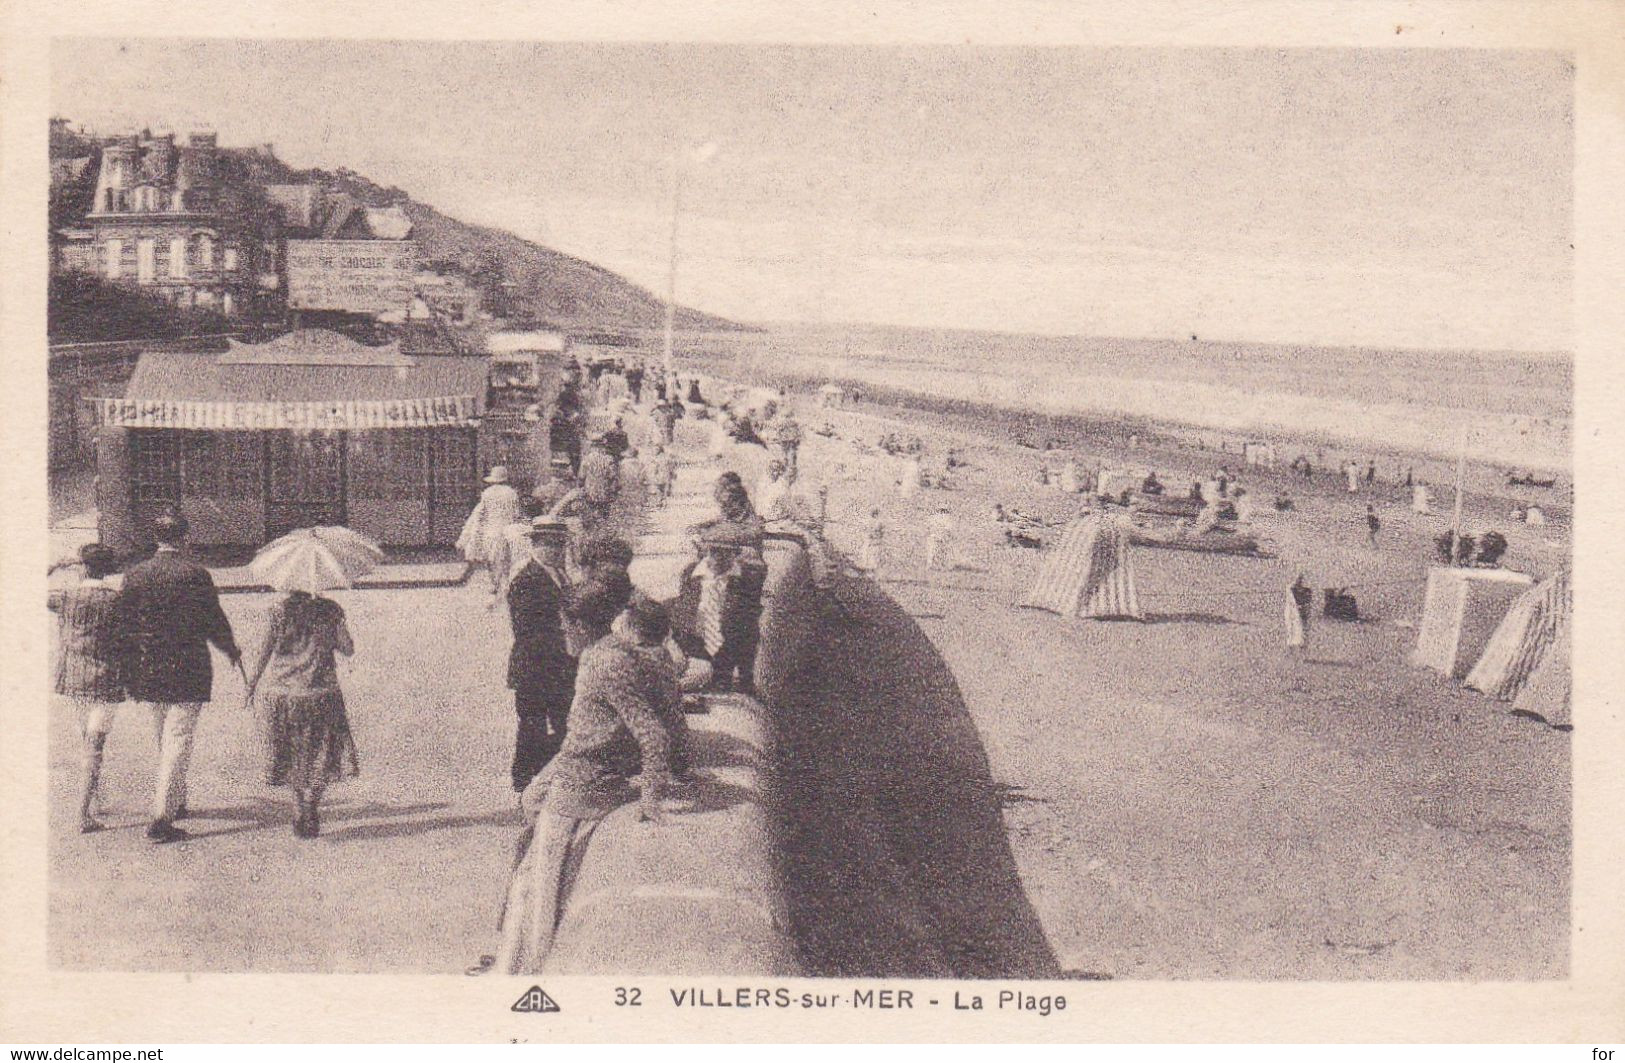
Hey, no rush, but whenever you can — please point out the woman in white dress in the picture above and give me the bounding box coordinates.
[707,414,730,461]
[898,455,923,501]
[457,466,523,592]
[1284,573,1313,655]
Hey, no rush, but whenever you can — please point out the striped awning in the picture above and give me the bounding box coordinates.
[95,394,480,430]
[97,343,488,430]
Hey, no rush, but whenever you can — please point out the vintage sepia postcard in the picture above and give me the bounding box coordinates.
[2,0,1622,1047]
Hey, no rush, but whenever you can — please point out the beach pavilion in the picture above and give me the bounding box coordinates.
[90,328,539,553]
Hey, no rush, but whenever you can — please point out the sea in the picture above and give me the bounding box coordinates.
[667,322,1571,474]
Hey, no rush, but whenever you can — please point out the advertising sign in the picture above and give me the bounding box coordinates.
[286,239,417,312]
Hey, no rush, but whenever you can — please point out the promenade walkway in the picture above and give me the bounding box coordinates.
[44,398,793,975]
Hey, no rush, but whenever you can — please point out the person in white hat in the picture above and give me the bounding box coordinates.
[457,465,522,593]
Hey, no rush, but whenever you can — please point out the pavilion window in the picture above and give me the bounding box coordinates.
[220,433,262,499]
[348,429,430,500]
[129,431,182,505]
[180,434,221,496]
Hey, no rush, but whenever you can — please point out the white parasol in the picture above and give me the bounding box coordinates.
[249,526,384,593]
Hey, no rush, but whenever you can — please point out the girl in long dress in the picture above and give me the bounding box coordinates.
[858,507,886,575]
[244,591,359,838]
[1285,574,1313,655]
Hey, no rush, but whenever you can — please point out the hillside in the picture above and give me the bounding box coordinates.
[401,200,738,332]
[275,161,741,332]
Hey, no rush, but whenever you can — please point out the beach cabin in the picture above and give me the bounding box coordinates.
[1413,566,1536,679]
[1096,469,1141,500]
[1242,441,1276,468]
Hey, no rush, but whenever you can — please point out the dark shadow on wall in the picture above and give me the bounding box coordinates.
[774,573,1061,979]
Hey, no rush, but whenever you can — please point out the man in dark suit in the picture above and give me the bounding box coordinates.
[506,518,576,794]
[116,513,241,844]
[670,532,767,696]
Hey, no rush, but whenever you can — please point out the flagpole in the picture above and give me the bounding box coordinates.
[1450,422,1468,563]
[663,151,682,389]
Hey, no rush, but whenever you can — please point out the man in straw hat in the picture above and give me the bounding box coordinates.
[506,517,576,795]
[458,465,523,594]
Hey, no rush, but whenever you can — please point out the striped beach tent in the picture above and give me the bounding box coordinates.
[1464,568,1570,700]
[1022,513,1143,620]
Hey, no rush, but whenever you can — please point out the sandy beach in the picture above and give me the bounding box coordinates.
[762,391,1569,978]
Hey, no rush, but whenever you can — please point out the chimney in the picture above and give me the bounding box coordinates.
[189,131,217,149]
[100,136,139,197]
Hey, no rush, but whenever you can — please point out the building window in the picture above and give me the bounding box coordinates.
[137,239,156,284]
[223,247,238,271]
[169,237,187,279]
[198,235,214,268]
[222,291,235,316]
[103,239,123,279]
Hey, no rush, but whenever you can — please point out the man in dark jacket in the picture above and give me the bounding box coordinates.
[507,518,576,794]
[116,513,241,843]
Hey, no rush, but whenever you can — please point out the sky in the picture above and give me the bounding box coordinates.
[52,40,1573,351]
